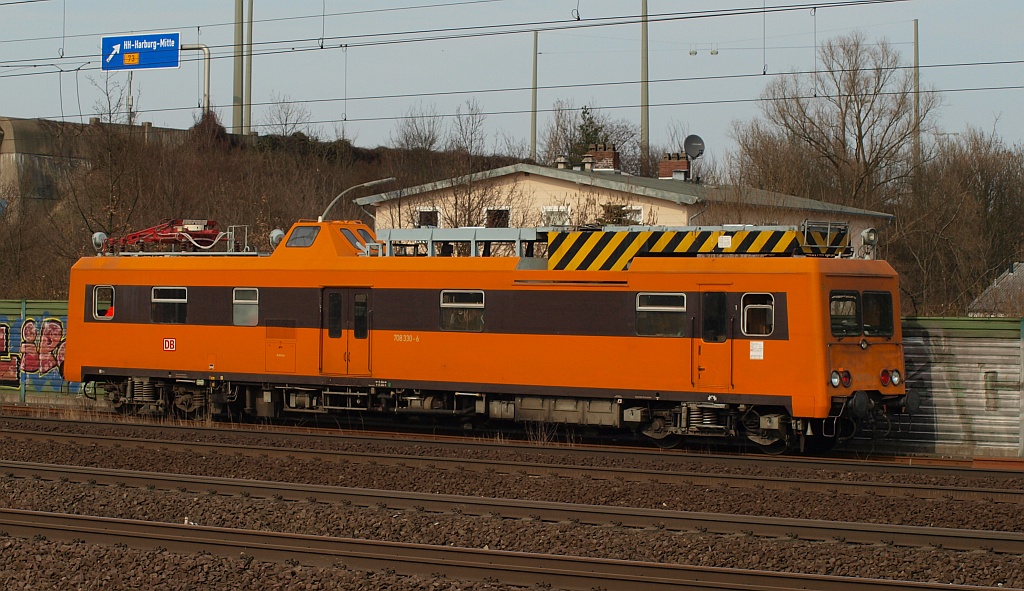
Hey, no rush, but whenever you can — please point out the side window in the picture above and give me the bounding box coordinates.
[417,209,439,228]
[701,292,728,343]
[541,206,570,227]
[93,285,115,320]
[486,208,510,228]
[623,206,643,225]
[340,227,363,250]
[440,290,484,332]
[151,287,187,324]
[741,293,774,336]
[636,293,686,337]
[286,226,320,248]
[830,291,860,337]
[233,288,259,326]
[862,291,894,336]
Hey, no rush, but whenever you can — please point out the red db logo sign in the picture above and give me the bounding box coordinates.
[163,338,176,351]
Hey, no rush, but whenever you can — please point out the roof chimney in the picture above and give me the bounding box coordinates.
[555,155,570,169]
[585,143,620,172]
[581,155,595,171]
[659,152,689,180]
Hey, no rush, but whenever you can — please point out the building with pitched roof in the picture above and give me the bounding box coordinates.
[968,264,1024,317]
[354,145,892,254]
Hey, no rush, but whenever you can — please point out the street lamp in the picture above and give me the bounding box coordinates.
[319,177,396,222]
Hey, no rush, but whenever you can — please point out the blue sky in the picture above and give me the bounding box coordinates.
[1,1,1020,162]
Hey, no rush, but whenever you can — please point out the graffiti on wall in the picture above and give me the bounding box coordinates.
[0,316,71,392]
[0,324,17,386]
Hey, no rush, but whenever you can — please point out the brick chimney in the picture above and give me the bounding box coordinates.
[585,143,620,172]
[658,153,690,180]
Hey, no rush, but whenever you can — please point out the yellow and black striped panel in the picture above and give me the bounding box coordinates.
[802,227,850,255]
[546,228,846,270]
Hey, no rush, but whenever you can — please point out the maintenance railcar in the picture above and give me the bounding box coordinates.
[64,219,910,452]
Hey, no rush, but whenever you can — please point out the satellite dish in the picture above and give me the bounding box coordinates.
[683,134,705,160]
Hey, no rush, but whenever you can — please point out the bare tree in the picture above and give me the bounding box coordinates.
[90,74,138,124]
[446,99,487,156]
[539,100,641,174]
[262,92,312,136]
[389,103,444,151]
[888,129,1024,315]
[733,31,937,212]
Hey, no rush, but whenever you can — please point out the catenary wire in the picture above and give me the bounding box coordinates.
[0,0,908,70]
[30,58,1024,123]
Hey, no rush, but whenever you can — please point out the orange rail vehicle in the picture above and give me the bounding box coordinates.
[65,219,912,452]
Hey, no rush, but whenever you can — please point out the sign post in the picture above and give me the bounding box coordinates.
[101,32,181,71]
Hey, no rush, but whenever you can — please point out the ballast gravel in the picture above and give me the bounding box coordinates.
[1,419,1023,589]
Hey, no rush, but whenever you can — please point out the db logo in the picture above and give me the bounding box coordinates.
[163,338,176,351]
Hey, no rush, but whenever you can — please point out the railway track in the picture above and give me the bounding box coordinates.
[2,459,1020,553]
[5,410,1024,472]
[0,508,1009,591]
[2,424,1022,504]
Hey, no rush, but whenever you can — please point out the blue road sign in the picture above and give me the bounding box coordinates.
[101,32,180,71]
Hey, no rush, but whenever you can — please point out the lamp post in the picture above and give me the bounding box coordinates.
[319,177,396,222]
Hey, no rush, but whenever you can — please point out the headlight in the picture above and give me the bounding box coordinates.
[891,369,902,386]
[830,371,841,388]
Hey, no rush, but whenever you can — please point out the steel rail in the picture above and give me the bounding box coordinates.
[0,508,1008,591]
[4,414,1023,478]
[3,460,1021,553]
[2,427,1022,504]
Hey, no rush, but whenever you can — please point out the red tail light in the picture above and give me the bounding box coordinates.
[840,370,852,388]
[880,369,891,386]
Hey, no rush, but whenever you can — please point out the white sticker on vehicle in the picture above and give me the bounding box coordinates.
[750,341,763,360]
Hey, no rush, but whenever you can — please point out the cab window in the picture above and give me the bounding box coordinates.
[285,226,319,247]
[93,285,115,320]
[830,291,860,337]
[862,292,894,336]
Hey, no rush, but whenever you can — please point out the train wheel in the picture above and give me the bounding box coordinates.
[641,417,681,448]
[649,434,683,449]
[110,398,131,415]
[757,439,789,455]
[172,393,207,421]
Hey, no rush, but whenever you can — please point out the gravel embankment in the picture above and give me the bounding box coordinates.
[2,421,1023,589]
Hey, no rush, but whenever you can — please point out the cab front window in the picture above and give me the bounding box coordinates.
[829,291,860,337]
[862,292,894,336]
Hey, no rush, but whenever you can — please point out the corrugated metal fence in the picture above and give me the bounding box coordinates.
[1,299,1022,458]
[0,300,80,399]
[888,317,1024,458]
